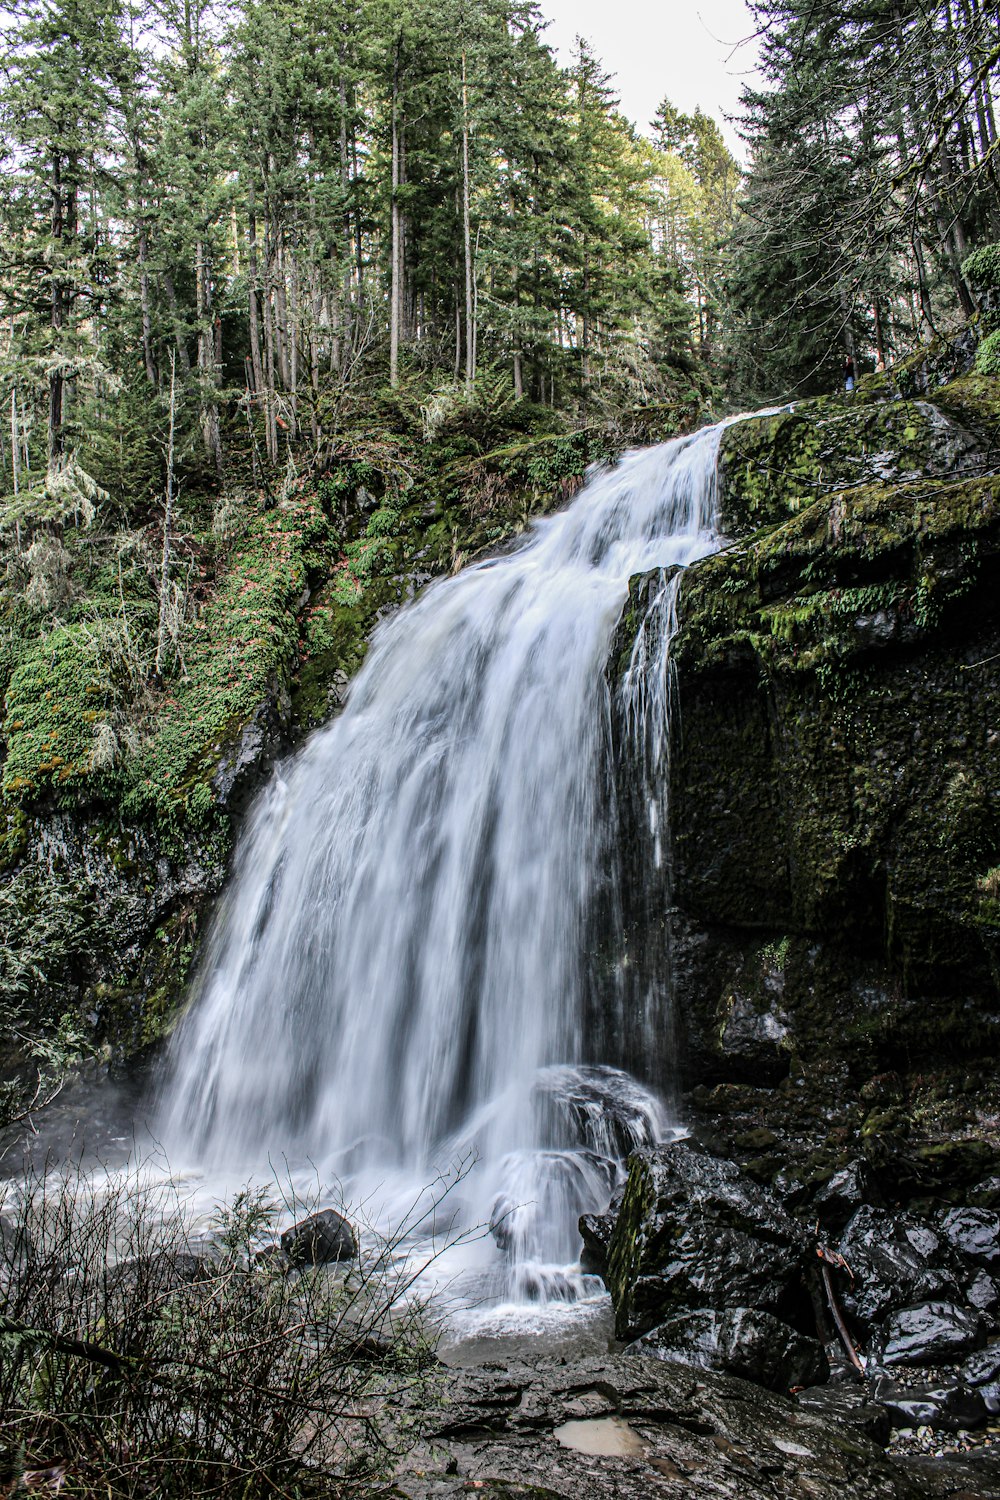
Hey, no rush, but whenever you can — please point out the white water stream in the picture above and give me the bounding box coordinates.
[158,421,730,1344]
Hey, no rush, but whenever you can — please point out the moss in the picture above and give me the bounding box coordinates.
[718,388,987,537]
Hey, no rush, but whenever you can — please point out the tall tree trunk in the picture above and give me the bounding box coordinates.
[48,151,66,472]
[196,238,223,476]
[262,241,279,464]
[138,217,157,386]
[248,193,265,399]
[390,40,403,387]
[156,352,178,677]
[461,50,475,390]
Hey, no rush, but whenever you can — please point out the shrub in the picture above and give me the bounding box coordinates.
[0,1164,452,1496]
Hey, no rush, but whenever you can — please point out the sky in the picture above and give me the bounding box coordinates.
[538,0,763,157]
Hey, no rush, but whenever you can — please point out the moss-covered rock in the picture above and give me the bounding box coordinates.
[617,377,1000,1105]
[718,387,985,535]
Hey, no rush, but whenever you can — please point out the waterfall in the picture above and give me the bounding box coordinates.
[160,421,728,1305]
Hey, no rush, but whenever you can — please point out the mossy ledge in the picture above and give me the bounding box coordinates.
[609,371,1000,1199]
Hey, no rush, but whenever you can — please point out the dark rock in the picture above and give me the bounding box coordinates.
[280,1208,357,1267]
[579,1210,615,1274]
[939,1206,1000,1269]
[877,1300,982,1365]
[869,1374,989,1434]
[107,1248,215,1296]
[716,991,791,1085]
[966,1267,1000,1319]
[962,1340,1000,1386]
[838,1206,961,1327]
[812,1160,876,1230]
[605,1141,810,1339]
[980,1379,1000,1414]
[796,1384,892,1444]
[627,1306,827,1392]
[871,1376,988,1432]
[391,1351,921,1499]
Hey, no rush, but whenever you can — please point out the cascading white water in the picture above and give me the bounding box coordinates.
[160,421,729,1314]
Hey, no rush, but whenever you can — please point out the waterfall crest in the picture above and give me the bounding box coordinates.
[160,422,728,1296]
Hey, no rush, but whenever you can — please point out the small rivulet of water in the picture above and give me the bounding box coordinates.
[158,421,730,1343]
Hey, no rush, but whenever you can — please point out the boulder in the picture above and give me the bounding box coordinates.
[962,1341,1000,1386]
[604,1141,810,1339]
[812,1160,876,1230]
[579,1210,616,1274]
[837,1206,960,1327]
[876,1300,982,1365]
[795,1384,891,1444]
[280,1208,357,1267]
[627,1306,826,1393]
[939,1206,1000,1269]
[965,1268,1000,1319]
[531,1064,670,1159]
[871,1377,988,1432]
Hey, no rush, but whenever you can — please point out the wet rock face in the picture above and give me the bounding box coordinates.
[875,1301,983,1366]
[603,1141,811,1346]
[392,1354,919,1500]
[614,377,1000,1092]
[626,1306,826,1393]
[838,1207,963,1327]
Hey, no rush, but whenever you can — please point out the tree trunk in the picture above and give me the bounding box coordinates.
[48,151,66,472]
[461,50,475,390]
[390,41,403,387]
[155,352,178,678]
[196,238,224,476]
[138,218,157,386]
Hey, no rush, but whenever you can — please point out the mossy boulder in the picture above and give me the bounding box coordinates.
[718,388,984,535]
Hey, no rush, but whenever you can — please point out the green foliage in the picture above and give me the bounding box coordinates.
[975,328,1000,375]
[2,625,117,799]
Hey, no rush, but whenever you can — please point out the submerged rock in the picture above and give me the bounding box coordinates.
[604,1141,810,1339]
[627,1306,826,1392]
[280,1207,357,1267]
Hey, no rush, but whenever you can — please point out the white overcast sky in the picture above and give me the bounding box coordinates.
[538,0,763,156]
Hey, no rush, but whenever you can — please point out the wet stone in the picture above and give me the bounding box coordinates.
[961,1341,1000,1386]
[939,1206,1000,1270]
[280,1207,357,1266]
[872,1377,988,1432]
[812,1160,877,1230]
[838,1206,961,1328]
[965,1268,1000,1320]
[877,1301,982,1366]
[796,1383,891,1444]
[627,1305,827,1392]
[605,1141,810,1340]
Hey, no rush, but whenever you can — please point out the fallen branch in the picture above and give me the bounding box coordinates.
[816,1244,866,1377]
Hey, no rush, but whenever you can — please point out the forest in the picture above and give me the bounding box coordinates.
[0,0,995,511]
